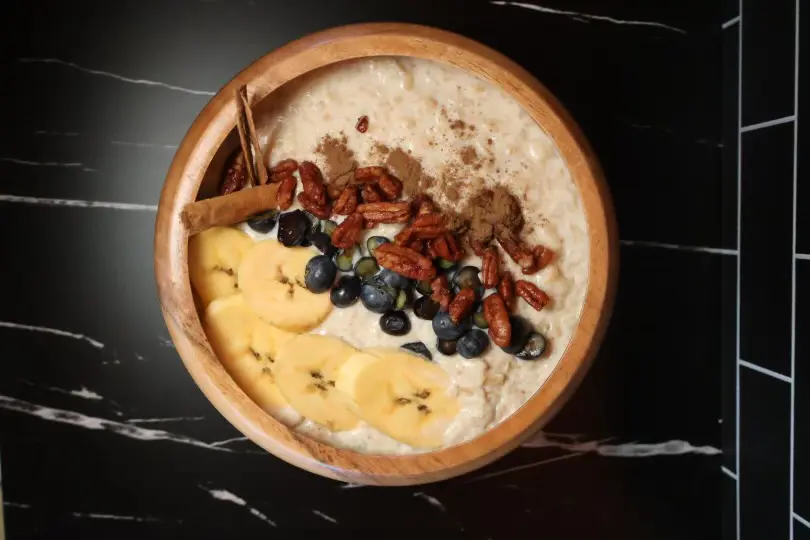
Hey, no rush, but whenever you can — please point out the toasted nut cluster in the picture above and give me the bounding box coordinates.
[483,294,511,347]
[374,243,437,281]
[481,249,500,289]
[331,213,365,249]
[515,280,550,311]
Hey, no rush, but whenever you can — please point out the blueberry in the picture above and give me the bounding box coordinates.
[516,332,548,360]
[501,316,533,354]
[453,266,482,291]
[277,210,311,247]
[246,209,279,234]
[416,279,433,296]
[379,268,412,289]
[432,311,471,340]
[330,275,362,308]
[299,212,320,247]
[413,296,440,320]
[309,231,337,258]
[457,330,489,359]
[321,219,338,238]
[355,257,380,280]
[335,247,356,272]
[437,338,458,356]
[360,280,396,313]
[473,303,488,328]
[304,255,337,293]
[395,287,414,310]
[401,342,433,361]
[380,311,411,336]
[366,236,390,258]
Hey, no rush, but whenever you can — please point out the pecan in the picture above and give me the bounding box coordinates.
[276,174,297,210]
[331,213,365,249]
[298,161,327,206]
[408,239,425,253]
[297,193,332,219]
[430,275,451,311]
[220,150,247,195]
[515,280,551,311]
[481,249,500,289]
[412,225,447,239]
[495,224,535,273]
[333,185,359,215]
[355,115,369,133]
[416,196,436,215]
[357,202,411,224]
[394,227,415,246]
[411,214,445,228]
[483,294,511,347]
[270,158,298,174]
[377,173,403,200]
[430,233,463,261]
[498,271,516,311]
[355,166,387,180]
[374,243,437,280]
[449,288,476,323]
[533,245,555,271]
[361,184,384,203]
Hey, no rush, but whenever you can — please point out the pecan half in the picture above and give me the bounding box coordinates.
[361,184,384,203]
[270,158,298,174]
[430,275,452,311]
[357,201,411,224]
[394,226,415,246]
[469,237,489,257]
[533,245,555,271]
[430,233,463,261]
[333,185,359,215]
[411,214,445,228]
[374,243,437,280]
[483,294,511,347]
[297,193,332,219]
[331,213,365,249]
[408,239,425,253]
[377,173,403,200]
[481,249,500,289]
[220,150,247,195]
[355,115,369,133]
[515,280,550,311]
[412,225,447,239]
[498,271,516,311]
[415,196,436,216]
[495,224,535,273]
[276,174,297,210]
[449,288,476,324]
[298,161,327,206]
[355,166,387,180]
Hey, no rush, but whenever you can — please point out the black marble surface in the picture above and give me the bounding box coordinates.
[0,1,725,538]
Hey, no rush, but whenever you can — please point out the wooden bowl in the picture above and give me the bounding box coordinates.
[155,23,617,485]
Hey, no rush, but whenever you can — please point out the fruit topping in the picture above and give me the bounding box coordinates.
[304,255,337,293]
[413,295,440,320]
[330,275,362,308]
[456,330,489,359]
[432,311,471,340]
[515,332,547,360]
[277,210,311,247]
[360,279,397,313]
[401,342,432,362]
[246,209,280,234]
[380,310,411,336]
[437,338,458,356]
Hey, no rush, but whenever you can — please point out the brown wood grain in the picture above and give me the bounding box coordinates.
[154,23,618,486]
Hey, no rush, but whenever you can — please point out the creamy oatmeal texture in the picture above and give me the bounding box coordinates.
[233,57,589,454]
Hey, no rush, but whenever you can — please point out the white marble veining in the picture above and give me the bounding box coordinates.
[413,492,447,513]
[199,487,277,527]
[110,140,178,150]
[0,157,95,172]
[127,416,206,424]
[17,57,216,96]
[522,432,721,457]
[466,452,586,483]
[0,195,158,212]
[620,239,737,255]
[311,510,338,524]
[0,321,105,348]
[70,511,163,522]
[489,1,687,33]
[20,380,104,401]
[209,436,250,448]
[0,395,234,453]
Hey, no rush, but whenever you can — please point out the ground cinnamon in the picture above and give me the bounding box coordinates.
[181,183,279,236]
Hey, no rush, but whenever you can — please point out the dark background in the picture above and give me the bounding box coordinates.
[0,0,791,538]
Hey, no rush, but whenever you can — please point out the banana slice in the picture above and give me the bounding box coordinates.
[189,227,255,306]
[335,348,459,449]
[238,240,332,332]
[204,294,301,426]
[274,334,360,431]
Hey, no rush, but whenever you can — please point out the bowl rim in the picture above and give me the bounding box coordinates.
[155,22,618,485]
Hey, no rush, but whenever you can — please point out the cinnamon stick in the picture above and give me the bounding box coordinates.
[181,183,279,236]
[234,87,256,188]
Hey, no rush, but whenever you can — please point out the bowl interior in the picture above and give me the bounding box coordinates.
[156,23,617,486]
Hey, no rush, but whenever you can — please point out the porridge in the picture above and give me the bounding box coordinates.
[188,57,588,454]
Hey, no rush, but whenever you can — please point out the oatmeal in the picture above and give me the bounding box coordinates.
[192,57,589,455]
